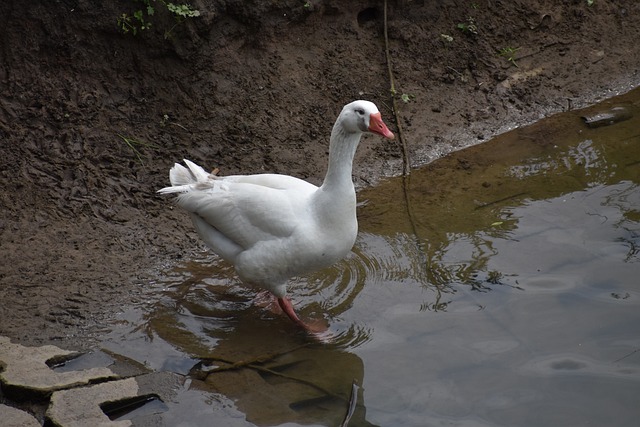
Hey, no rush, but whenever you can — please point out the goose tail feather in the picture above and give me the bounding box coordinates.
[157,159,212,194]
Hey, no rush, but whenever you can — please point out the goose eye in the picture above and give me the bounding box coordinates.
[355,108,365,116]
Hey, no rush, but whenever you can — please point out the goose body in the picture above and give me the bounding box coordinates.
[158,100,394,330]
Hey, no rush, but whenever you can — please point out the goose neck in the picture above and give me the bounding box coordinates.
[321,124,361,191]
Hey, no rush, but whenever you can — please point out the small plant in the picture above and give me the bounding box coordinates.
[165,2,200,18]
[499,46,520,67]
[457,17,478,35]
[400,93,414,103]
[440,33,454,43]
[163,2,200,38]
[586,0,595,6]
[159,113,189,131]
[118,9,153,36]
[117,134,160,166]
[118,0,200,38]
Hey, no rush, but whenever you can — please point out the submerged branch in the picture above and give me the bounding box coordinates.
[474,192,528,210]
[199,343,311,373]
[340,380,360,427]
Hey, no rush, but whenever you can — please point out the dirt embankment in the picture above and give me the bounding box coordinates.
[1,0,638,349]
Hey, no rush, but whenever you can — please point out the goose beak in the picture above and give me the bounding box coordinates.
[369,112,395,139]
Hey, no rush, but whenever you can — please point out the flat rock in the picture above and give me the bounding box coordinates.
[0,404,41,427]
[0,336,117,398]
[46,371,184,427]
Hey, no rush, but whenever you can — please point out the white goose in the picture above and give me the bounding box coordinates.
[158,100,394,331]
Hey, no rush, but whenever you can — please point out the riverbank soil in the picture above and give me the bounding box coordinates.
[1,0,639,349]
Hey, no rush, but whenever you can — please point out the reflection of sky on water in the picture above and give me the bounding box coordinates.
[355,181,640,426]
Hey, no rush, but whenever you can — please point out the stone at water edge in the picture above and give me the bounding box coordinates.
[0,404,41,427]
[0,336,117,398]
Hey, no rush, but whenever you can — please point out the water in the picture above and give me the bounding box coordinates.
[104,88,640,426]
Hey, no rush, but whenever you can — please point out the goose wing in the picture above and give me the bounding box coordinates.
[176,176,317,251]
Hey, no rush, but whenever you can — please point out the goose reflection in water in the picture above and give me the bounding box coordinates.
[144,258,379,427]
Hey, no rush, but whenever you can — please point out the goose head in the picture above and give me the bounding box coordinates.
[339,100,395,139]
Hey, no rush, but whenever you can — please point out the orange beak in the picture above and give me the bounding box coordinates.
[368,112,395,139]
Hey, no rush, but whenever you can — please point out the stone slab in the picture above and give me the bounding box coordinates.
[0,336,118,398]
[46,371,184,427]
[0,404,41,427]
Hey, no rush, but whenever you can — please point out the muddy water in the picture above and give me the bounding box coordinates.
[104,88,640,426]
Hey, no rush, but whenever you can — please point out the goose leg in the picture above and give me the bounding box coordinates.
[276,297,327,333]
[277,297,306,328]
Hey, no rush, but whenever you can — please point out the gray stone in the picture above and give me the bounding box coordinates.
[46,377,139,427]
[0,336,117,398]
[45,372,184,427]
[0,404,41,427]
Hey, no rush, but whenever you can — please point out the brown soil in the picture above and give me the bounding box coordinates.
[1,0,639,350]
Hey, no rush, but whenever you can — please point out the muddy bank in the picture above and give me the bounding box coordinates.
[0,0,639,350]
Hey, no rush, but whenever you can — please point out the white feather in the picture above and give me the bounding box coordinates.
[157,100,394,318]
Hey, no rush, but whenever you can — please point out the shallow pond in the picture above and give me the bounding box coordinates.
[104,88,640,426]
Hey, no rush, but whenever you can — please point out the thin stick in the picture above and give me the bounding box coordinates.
[613,348,640,363]
[199,343,311,373]
[201,345,357,405]
[383,0,442,294]
[245,363,344,401]
[383,0,416,231]
[474,192,528,210]
[383,0,410,177]
[205,359,349,403]
[340,380,360,427]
